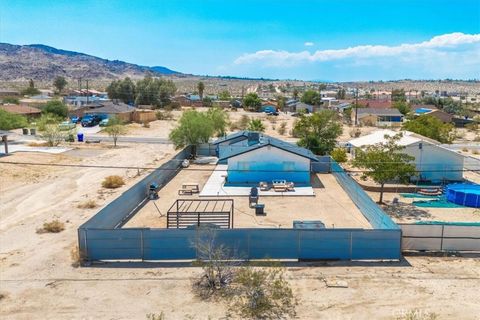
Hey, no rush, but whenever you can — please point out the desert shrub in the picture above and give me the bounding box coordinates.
[2,97,19,104]
[462,147,468,152]
[331,147,348,163]
[156,110,174,120]
[266,115,276,124]
[238,115,250,130]
[455,130,465,139]
[146,312,166,320]
[102,175,125,189]
[77,199,97,209]
[142,121,150,128]
[473,150,479,155]
[247,119,265,132]
[395,309,438,320]
[349,128,361,138]
[70,245,86,268]
[0,109,28,130]
[0,292,7,301]
[229,266,297,319]
[465,122,478,131]
[192,226,239,299]
[41,123,67,146]
[37,220,65,233]
[277,121,287,135]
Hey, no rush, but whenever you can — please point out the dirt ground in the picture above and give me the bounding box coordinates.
[125,165,371,229]
[1,114,479,319]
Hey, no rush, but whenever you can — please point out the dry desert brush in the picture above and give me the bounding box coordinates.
[229,265,297,319]
[37,220,65,233]
[102,175,125,189]
[192,226,240,299]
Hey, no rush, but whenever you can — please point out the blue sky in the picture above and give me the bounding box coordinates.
[1,0,479,81]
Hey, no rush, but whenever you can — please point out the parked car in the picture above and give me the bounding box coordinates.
[58,121,76,131]
[81,115,101,127]
[99,118,110,127]
[70,116,81,124]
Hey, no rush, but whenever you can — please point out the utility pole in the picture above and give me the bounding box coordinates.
[354,87,359,126]
[86,80,89,105]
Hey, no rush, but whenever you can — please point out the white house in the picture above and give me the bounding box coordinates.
[347,129,465,183]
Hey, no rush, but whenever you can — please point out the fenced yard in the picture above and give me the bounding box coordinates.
[81,146,480,262]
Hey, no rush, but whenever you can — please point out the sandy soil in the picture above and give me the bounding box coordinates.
[1,115,479,319]
[125,165,370,229]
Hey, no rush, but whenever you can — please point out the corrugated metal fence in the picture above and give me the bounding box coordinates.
[79,228,401,261]
[400,224,480,252]
[78,146,403,261]
[330,161,399,230]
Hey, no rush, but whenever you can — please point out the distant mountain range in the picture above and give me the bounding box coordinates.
[0,43,180,81]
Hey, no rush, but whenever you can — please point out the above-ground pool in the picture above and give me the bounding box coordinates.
[445,183,480,208]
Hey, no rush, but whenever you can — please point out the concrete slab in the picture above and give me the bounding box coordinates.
[199,164,315,197]
[0,144,72,154]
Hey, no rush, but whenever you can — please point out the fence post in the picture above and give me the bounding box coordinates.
[440,224,445,252]
[349,231,353,260]
[140,229,144,261]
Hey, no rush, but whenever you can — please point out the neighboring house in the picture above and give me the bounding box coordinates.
[0,104,42,118]
[214,131,319,186]
[294,102,314,113]
[64,95,103,107]
[20,94,52,104]
[84,101,137,122]
[0,89,20,97]
[347,129,464,182]
[356,99,392,109]
[285,99,299,112]
[355,108,404,127]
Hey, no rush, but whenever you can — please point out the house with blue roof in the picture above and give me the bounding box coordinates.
[213,131,319,186]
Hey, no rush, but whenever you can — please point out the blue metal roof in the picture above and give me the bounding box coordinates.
[218,132,319,162]
[212,131,250,145]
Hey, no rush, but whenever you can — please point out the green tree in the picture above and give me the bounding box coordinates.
[391,89,406,102]
[442,98,466,116]
[246,118,265,132]
[42,100,68,118]
[218,90,231,101]
[0,110,28,130]
[107,77,136,104]
[352,133,416,203]
[343,107,353,125]
[202,96,213,108]
[331,148,347,163]
[103,116,127,147]
[36,113,62,131]
[276,95,287,111]
[393,101,410,116]
[243,93,262,111]
[292,88,299,100]
[197,81,205,101]
[403,115,454,143]
[21,79,41,96]
[135,76,176,107]
[206,107,229,137]
[336,88,346,99]
[41,123,68,146]
[301,90,321,105]
[293,110,342,155]
[2,97,20,104]
[169,110,215,157]
[53,76,68,93]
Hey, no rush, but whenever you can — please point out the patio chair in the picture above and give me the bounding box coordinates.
[259,181,269,191]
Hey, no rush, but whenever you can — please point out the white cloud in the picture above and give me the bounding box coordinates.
[234,33,480,66]
[304,41,314,46]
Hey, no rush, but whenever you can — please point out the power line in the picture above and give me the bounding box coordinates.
[0,160,478,174]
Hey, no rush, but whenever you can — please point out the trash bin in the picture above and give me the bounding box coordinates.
[22,128,29,135]
[77,133,84,142]
[29,128,36,135]
[255,204,265,216]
